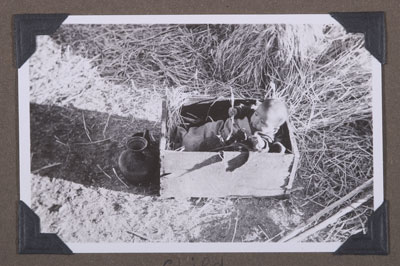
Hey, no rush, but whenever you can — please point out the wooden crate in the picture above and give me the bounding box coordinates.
[159,97,300,198]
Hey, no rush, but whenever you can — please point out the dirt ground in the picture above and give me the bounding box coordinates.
[31,173,306,242]
[30,103,160,195]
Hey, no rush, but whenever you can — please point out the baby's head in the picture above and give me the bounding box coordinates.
[250,99,289,135]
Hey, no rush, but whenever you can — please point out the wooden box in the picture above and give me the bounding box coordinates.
[159,97,300,198]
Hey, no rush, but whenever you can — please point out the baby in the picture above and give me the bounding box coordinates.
[176,99,289,152]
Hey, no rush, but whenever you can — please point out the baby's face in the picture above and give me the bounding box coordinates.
[250,106,282,134]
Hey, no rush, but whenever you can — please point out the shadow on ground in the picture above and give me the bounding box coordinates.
[30,103,161,195]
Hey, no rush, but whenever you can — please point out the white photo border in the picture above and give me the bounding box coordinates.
[18,14,384,253]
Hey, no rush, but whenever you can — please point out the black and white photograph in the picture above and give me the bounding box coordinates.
[18,15,383,252]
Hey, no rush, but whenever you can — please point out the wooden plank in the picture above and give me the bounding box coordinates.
[160,153,293,198]
[159,100,168,151]
[285,119,300,190]
[161,150,229,172]
[183,96,221,105]
[161,150,293,171]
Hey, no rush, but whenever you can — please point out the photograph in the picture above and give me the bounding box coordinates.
[18,15,383,252]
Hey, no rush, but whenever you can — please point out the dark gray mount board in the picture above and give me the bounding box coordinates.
[14,13,387,255]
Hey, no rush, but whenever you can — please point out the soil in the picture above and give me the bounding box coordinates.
[30,103,161,195]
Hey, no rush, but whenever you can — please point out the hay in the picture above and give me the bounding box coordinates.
[30,36,163,122]
[47,23,374,241]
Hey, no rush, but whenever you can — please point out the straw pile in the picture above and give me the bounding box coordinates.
[49,23,374,241]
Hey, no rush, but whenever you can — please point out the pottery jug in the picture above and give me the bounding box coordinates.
[118,135,157,184]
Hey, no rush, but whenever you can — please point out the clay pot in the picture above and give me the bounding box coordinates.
[118,135,158,184]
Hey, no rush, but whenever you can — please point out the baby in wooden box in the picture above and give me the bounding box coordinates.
[175,99,289,152]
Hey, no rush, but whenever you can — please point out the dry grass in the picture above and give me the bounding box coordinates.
[316,202,373,242]
[49,23,374,242]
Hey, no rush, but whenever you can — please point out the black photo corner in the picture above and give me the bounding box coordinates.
[19,201,73,254]
[14,12,388,255]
